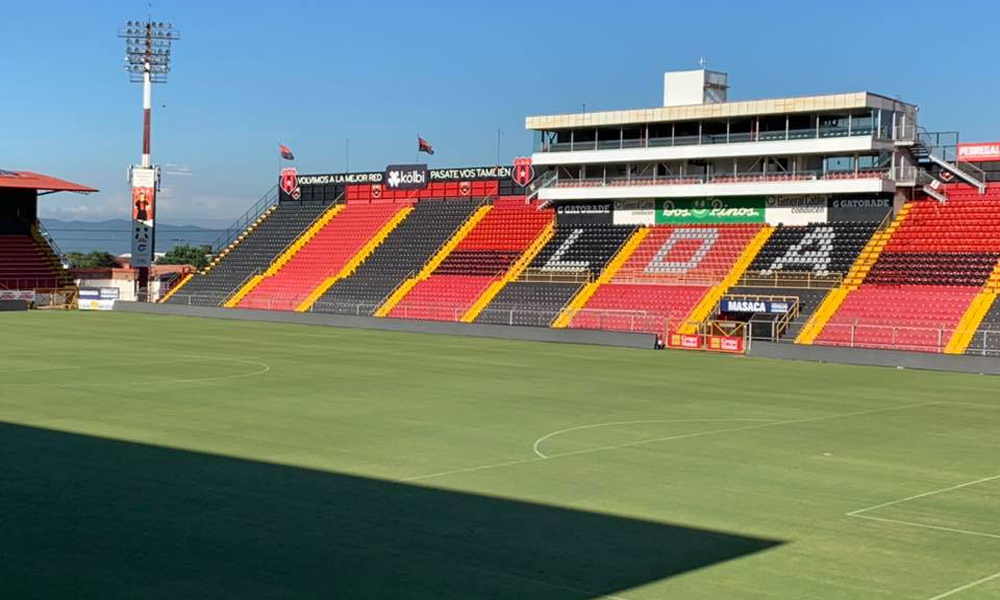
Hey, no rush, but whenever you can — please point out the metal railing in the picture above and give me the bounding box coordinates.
[807,321,954,353]
[376,301,471,322]
[0,277,69,290]
[737,271,843,289]
[152,290,1000,356]
[34,219,65,263]
[220,269,262,306]
[211,185,279,254]
[964,331,1000,357]
[543,125,885,154]
[526,170,558,204]
[553,169,890,189]
[611,272,730,286]
[518,269,593,284]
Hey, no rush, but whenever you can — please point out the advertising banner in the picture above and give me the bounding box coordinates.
[765,195,828,226]
[720,298,790,314]
[667,332,746,354]
[78,288,116,311]
[384,164,430,190]
[556,202,614,225]
[130,167,157,268]
[957,142,1000,162]
[0,290,35,301]
[707,335,745,353]
[656,197,765,224]
[826,196,892,222]
[614,199,656,225]
[667,333,703,350]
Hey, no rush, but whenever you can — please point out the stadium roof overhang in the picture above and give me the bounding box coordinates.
[0,170,98,196]
[526,92,918,130]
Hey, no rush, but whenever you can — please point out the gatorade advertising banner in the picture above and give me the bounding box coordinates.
[556,202,614,225]
[826,196,892,222]
[656,197,765,224]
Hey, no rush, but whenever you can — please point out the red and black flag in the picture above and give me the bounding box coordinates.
[418,137,434,155]
[279,143,295,160]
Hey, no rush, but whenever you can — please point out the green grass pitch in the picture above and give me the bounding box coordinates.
[1,310,999,599]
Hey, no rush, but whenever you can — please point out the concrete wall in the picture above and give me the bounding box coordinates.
[750,340,1000,375]
[0,300,28,311]
[114,301,658,349]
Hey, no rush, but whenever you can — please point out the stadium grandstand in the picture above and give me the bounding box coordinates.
[8,44,1000,598]
[157,69,1000,357]
[0,169,95,308]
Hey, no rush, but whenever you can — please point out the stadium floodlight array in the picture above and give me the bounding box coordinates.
[118,21,179,84]
[118,18,180,298]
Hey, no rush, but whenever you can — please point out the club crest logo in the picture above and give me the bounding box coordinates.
[280,167,300,200]
[512,156,535,187]
[371,184,383,199]
[459,181,472,196]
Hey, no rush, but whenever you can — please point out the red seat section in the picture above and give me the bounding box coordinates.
[570,283,707,334]
[816,285,977,352]
[387,198,553,320]
[0,234,65,289]
[569,224,760,334]
[238,203,406,311]
[388,275,494,321]
[816,185,1000,352]
[882,185,1000,253]
[615,224,760,283]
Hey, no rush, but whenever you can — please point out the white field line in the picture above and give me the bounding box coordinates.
[847,474,1000,517]
[924,570,1000,600]
[0,365,83,374]
[0,355,271,387]
[849,514,1000,542]
[532,419,778,459]
[845,474,1000,544]
[403,401,944,482]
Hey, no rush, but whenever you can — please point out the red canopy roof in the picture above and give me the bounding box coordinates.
[0,170,98,194]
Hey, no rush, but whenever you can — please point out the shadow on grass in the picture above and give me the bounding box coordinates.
[0,422,782,599]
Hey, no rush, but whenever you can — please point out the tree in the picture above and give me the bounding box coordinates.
[158,244,210,270]
[65,251,118,269]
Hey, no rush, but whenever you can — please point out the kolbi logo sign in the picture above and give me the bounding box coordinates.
[280,167,300,200]
[384,164,429,190]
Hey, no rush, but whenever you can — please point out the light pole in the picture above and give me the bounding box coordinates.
[118,19,179,299]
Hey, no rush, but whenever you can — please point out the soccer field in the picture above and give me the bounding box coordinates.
[1,311,998,600]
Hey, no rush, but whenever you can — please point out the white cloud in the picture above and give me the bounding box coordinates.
[163,163,195,177]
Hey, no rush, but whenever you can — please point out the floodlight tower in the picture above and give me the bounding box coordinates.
[118,19,179,299]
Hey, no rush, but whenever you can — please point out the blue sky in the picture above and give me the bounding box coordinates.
[2,0,999,226]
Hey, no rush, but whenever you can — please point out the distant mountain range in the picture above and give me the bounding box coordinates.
[42,219,225,255]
